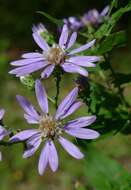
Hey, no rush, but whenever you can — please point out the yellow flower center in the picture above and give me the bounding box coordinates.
[39,115,62,139]
[45,45,65,65]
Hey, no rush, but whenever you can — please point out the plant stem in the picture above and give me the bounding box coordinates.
[55,73,61,109]
[47,96,55,104]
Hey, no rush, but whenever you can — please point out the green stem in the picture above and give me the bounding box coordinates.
[47,96,55,104]
[55,73,61,109]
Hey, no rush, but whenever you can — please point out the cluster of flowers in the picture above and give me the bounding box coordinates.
[63,5,109,31]
[0,23,101,175]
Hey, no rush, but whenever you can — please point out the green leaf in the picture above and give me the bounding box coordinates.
[98,31,126,54]
[37,11,63,26]
[95,1,131,39]
[84,148,131,190]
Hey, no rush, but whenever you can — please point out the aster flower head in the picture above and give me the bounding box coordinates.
[9,23,100,79]
[63,17,83,31]
[0,109,9,160]
[82,5,109,26]
[10,80,100,175]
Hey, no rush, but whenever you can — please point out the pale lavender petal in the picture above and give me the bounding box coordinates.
[38,142,49,175]
[67,32,77,49]
[55,87,78,120]
[48,141,58,172]
[65,116,97,129]
[32,23,46,33]
[23,135,42,158]
[9,61,48,76]
[60,101,82,119]
[62,63,88,77]
[65,127,100,139]
[68,39,96,55]
[0,126,6,134]
[35,80,48,113]
[59,24,69,48]
[26,133,41,147]
[24,114,39,124]
[41,64,55,79]
[10,129,39,143]
[58,137,84,159]
[68,56,100,67]
[32,32,49,51]
[22,52,43,59]
[100,5,109,16]
[0,109,5,120]
[16,95,39,120]
[10,58,44,66]
[0,126,8,140]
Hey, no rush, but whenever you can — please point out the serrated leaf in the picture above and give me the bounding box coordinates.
[37,11,63,26]
[98,31,126,54]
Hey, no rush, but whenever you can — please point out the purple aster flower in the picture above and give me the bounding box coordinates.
[63,17,83,31]
[82,5,109,26]
[0,109,9,160]
[10,80,100,175]
[9,24,100,78]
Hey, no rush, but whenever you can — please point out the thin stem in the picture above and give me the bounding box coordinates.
[54,66,63,109]
[47,96,55,104]
[55,73,61,109]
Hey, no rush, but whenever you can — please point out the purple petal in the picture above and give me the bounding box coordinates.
[38,142,49,175]
[16,95,40,120]
[58,136,84,159]
[0,109,5,120]
[24,114,39,124]
[32,23,46,33]
[32,32,49,51]
[48,141,58,172]
[60,101,82,119]
[67,32,77,49]
[9,61,48,76]
[41,64,55,79]
[68,56,100,67]
[22,52,43,59]
[65,116,97,129]
[10,58,44,66]
[23,135,42,158]
[68,39,96,55]
[100,5,109,16]
[62,63,88,77]
[59,24,69,48]
[35,80,48,113]
[65,127,100,139]
[55,87,78,120]
[26,133,41,147]
[0,126,8,140]
[10,129,39,143]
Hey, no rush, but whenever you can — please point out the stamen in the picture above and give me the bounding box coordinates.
[44,45,65,65]
[39,115,62,139]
